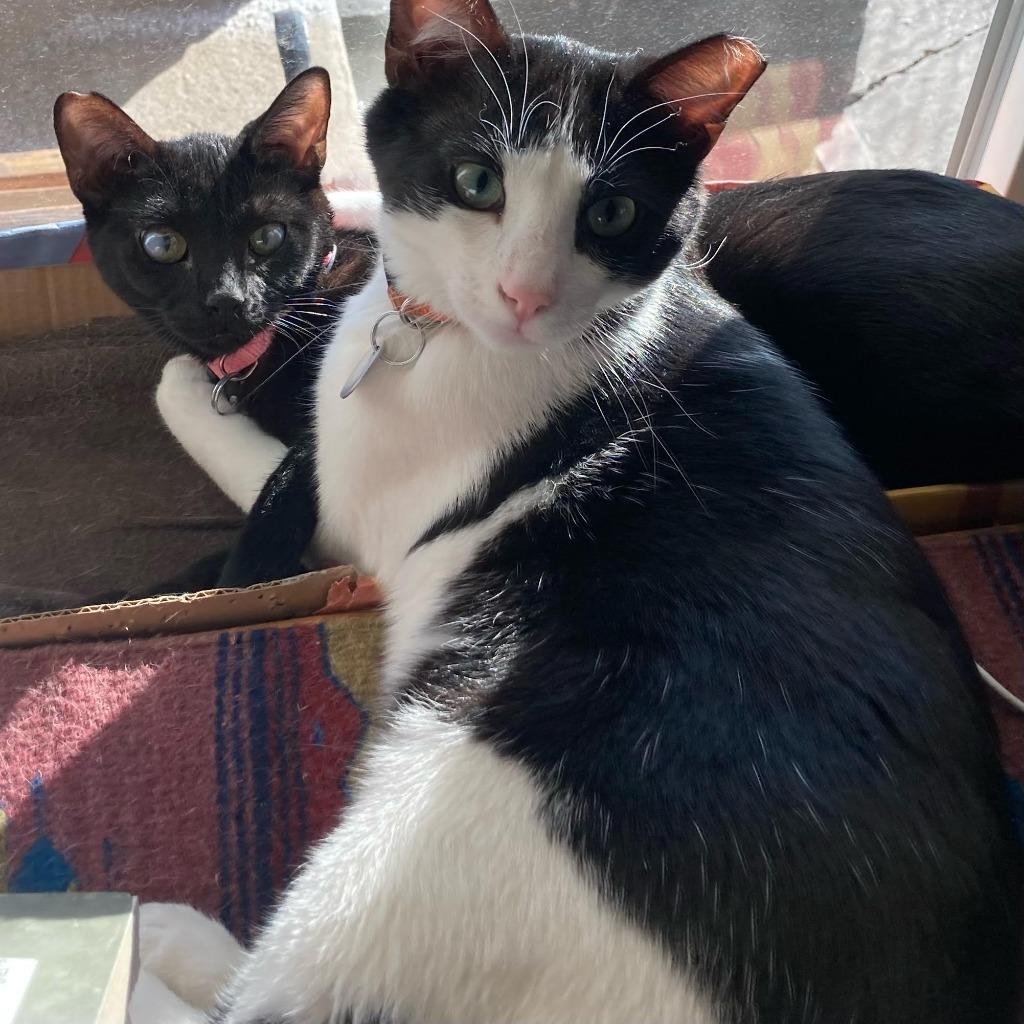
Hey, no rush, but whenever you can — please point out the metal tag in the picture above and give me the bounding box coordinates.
[339,345,381,399]
[339,308,428,398]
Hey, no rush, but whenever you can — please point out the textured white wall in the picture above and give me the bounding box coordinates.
[122,0,373,184]
[0,0,373,185]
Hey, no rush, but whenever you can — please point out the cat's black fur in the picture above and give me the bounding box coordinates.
[701,170,1024,488]
[54,70,375,446]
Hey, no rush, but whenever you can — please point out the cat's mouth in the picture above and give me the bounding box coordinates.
[166,319,277,364]
[206,325,277,379]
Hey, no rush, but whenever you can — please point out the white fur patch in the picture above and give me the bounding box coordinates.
[129,969,206,1024]
[211,703,713,1024]
[380,144,637,351]
[380,475,558,692]
[155,355,287,513]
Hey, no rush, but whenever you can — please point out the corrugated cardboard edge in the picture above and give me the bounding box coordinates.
[0,566,378,649]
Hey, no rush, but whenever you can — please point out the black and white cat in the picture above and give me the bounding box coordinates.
[54,70,377,510]
[132,1,1020,1022]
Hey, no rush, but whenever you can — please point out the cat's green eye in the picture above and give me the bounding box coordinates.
[250,222,287,256]
[453,162,504,210]
[586,196,637,238]
[140,226,187,264]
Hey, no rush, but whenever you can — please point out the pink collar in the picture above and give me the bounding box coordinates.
[206,244,338,380]
[208,326,275,379]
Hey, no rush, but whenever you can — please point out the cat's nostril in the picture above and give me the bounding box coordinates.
[498,281,553,325]
[205,290,244,316]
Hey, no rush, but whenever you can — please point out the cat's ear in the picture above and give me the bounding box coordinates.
[384,0,507,86]
[53,92,157,206]
[634,35,766,156]
[249,67,332,173]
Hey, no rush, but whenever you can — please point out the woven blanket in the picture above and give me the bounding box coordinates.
[0,528,1021,944]
[0,612,379,942]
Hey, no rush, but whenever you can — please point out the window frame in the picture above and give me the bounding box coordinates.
[947,0,1024,200]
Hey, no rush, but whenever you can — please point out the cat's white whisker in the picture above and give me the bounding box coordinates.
[603,142,681,174]
[598,91,744,173]
[596,69,618,162]
[502,0,531,146]
[241,335,318,402]
[519,97,560,139]
[601,112,680,169]
[435,11,515,147]
[683,236,728,273]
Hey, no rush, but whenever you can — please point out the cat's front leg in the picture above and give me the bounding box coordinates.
[217,441,320,588]
[156,355,288,513]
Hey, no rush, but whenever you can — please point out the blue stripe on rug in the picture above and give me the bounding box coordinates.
[213,632,233,933]
[247,629,273,925]
[229,633,252,942]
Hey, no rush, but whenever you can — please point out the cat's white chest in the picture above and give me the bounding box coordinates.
[313,264,599,693]
[313,267,496,585]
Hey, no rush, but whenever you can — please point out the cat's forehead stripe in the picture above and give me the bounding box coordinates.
[499,144,591,219]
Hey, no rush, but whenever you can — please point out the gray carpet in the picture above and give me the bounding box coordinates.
[0,317,241,612]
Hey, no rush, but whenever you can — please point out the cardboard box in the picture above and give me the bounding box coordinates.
[0,263,130,342]
[0,566,379,649]
[0,893,137,1024]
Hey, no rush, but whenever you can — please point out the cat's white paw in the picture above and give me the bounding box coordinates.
[327,188,382,231]
[157,354,212,403]
[154,353,286,511]
[156,355,214,429]
[129,967,207,1024]
[138,902,244,1013]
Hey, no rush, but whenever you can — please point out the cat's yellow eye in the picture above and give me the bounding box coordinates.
[250,222,287,256]
[453,162,504,210]
[140,226,187,263]
[586,196,637,238]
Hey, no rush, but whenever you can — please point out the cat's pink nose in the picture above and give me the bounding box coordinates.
[498,280,552,325]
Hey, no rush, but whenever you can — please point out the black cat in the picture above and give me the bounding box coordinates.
[701,170,1024,489]
[54,68,376,449]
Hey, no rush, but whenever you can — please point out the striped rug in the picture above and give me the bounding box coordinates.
[0,613,379,941]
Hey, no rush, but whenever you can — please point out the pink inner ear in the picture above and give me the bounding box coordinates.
[255,72,331,171]
[408,0,502,43]
[385,0,506,81]
[644,36,766,136]
[55,94,157,200]
[408,0,446,37]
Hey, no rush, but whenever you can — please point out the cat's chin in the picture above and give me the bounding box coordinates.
[463,315,578,354]
[477,325,548,352]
